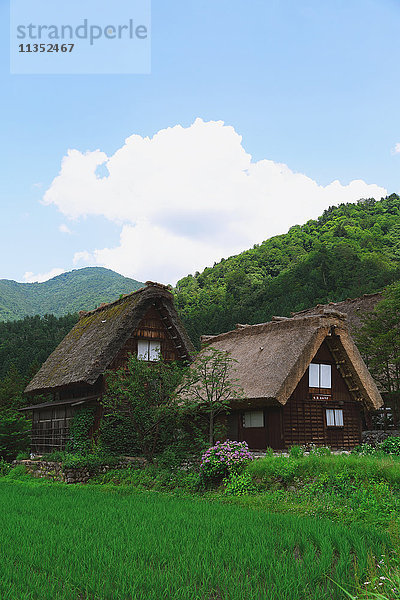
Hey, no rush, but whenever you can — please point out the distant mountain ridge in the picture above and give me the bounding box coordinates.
[0,267,143,322]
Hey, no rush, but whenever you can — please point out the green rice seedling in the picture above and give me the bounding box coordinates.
[0,479,392,600]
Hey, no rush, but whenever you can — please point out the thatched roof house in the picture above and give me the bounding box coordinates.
[196,310,382,450]
[23,282,195,453]
[25,282,194,395]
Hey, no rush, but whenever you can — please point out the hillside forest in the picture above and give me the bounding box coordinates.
[175,193,400,343]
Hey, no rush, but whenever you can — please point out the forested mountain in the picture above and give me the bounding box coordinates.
[174,194,400,345]
[0,313,78,380]
[0,267,143,322]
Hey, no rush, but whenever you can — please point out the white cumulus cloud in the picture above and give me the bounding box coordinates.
[393,143,400,154]
[23,268,65,283]
[44,118,387,284]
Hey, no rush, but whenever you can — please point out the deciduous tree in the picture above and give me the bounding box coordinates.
[178,347,243,446]
[102,355,186,462]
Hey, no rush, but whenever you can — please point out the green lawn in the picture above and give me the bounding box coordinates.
[0,479,391,600]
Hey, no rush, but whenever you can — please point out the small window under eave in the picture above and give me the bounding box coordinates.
[137,339,161,361]
[309,363,331,389]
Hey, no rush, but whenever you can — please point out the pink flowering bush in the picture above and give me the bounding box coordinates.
[200,440,254,484]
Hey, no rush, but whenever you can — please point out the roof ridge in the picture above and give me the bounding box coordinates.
[291,291,383,317]
[79,282,171,319]
[202,313,345,346]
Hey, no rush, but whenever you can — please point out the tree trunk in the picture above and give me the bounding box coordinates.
[209,412,214,446]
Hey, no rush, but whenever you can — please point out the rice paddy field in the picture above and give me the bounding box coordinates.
[0,478,392,600]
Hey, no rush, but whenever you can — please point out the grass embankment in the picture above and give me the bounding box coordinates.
[241,454,400,527]
[0,472,392,600]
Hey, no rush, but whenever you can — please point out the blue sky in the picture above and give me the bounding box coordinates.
[1,0,399,284]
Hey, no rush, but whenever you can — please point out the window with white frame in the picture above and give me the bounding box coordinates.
[325,408,344,427]
[243,410,264,428]
[309,363,331,389]
[137,340,161,361]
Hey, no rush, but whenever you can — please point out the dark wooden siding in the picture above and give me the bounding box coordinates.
[282,341,362,449]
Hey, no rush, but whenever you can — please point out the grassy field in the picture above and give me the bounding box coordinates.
[0,476,393,600]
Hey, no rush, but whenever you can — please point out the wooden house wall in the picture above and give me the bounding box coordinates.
[282,341,362,449]
[229,340,363,451]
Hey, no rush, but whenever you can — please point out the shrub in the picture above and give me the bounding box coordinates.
[41,450,67,462]
[156,445,192,471]
[6,464,27,479]
[379,436,400,455]
[200,440,253,484]
[15,451,30,460]
[289,445,304,459]
[61,452,121,470]
[92,464,201,492]
[308,444,332,456]
[66,407,95,454]
[103,355,185,462]
[0,458,11,476]
[99,415,141,456]
[223,471,256,496]
[351,443,376,456]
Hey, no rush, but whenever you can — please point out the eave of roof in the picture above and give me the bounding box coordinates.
[20,395,99,411]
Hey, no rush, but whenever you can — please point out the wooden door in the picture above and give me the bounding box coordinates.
[266,407,283,450]
[238,410,267,450]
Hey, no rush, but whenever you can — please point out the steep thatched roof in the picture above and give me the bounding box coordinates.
[291,293,382,335]
[195,311,382,410]
[25,283,195,395]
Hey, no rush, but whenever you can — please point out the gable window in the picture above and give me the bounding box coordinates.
[309,363,331,389]
[137,340,161,361]
[243,410,264,428]
[326,409,343,427]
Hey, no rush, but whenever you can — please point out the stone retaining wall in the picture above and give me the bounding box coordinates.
[13,457,146,484]
[361,430,400,447]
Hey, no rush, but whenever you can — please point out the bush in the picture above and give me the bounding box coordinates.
[99,415,141,456]
[308,444,331,456]
[379,436,400,455]
[66,407,95,454]
[200,440,253,484]
[61,452,121,470]
[351,443,376,456]
[15,451,30,460]
[41,450,67,462]
[156,445,190,471]
[289,445,304,459]
[247,453,400,488]
[0,411,30,462]
[223,471,256,496]
[0,458,11,476]
[6,464,27,479]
